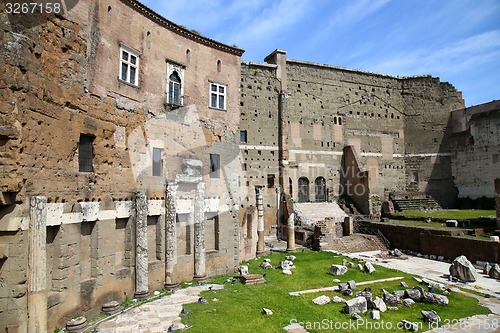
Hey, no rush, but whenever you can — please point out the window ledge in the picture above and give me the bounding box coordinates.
[118,78,140,89]
[209,106,227,112]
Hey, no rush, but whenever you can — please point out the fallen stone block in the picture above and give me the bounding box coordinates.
[345,296,367,314]
[421,310,441,324]
[312,295,330,305]
[329,264,348,275]
[449,255,477,282]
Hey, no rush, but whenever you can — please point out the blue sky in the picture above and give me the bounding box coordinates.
[142,0,500,107]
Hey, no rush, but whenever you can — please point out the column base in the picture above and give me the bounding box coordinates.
[193,274,208,282]
[286,247,296,252]
[164,282,180,291]
[256,250,265,256]
[134,290,150,300]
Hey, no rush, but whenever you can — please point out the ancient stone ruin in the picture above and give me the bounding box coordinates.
[0,0,498,331]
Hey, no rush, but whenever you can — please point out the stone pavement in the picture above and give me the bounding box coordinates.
[94,284,223,333]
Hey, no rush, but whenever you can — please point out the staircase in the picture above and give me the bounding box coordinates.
[392,198,441,211]
[293,202,348,228]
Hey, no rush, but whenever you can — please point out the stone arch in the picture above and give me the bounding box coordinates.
[315,176,326,202]
[298,177,309,203]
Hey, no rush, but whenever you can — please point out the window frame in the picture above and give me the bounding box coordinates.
[119,45,140,87]
[167,72,182,106]
[209,82,227,111]
[166,62,185,107]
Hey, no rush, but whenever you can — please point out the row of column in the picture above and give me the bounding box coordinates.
[26,181,207,332]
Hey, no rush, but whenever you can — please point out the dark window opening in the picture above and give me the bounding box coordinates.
[78,135,94,172]
[210,153,220,178]
[240,130,247,143]
[267,174,275,188]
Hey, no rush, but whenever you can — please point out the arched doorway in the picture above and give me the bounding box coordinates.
[298,177,309,202]
[315,177,326,202]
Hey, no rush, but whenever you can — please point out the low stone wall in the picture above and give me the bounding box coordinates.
[372,222,500,263]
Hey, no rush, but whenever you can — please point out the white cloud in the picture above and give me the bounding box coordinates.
[367,30,500,76]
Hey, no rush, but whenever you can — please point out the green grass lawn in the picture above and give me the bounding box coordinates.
[393,209,496,220]
[182,251,489,332]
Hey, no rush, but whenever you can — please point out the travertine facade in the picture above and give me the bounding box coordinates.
[0,0,243,331]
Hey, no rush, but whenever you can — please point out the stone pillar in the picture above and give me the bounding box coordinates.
[343,216,354,236]
[276,185,282,240]
[28,196,48,333]
[165,183,179,290]
[255,186,265,255]
[495,178,500,229]
[286,212,296,252]
[193,181,206,281]
[134,192,149,299]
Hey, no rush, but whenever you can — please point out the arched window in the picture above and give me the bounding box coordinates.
[315,177,326,202]
[298,177,309,203]
[289,177,293,198]
[168,71,182,105]
[217,59,221,72]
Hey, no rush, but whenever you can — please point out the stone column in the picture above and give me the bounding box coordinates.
[28,196,48,333]
[276,185,282,240]
[495,178,500,229]
[193,181,206,281]
[134,192,149,299]
[165,183,179,290]
[286,212,296,252]
[256,186,265,255]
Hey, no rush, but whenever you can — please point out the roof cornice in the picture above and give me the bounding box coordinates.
[120,0,245,57]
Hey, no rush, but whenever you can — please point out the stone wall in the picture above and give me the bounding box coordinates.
[402,78,464,208]
[0,0,244,331]
[451,101,500,200]
[373,222,500,263]
[240,51,465,215]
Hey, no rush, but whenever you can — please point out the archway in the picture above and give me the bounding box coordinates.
[315,177,326,202]
[298,177,309,202]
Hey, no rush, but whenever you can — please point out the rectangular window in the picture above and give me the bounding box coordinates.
[240,130,247,143]
[267,174,275,188]
[209,82,226,110]
[152,148,162,176]
[78,135,94,172]
[210,153,220,178]
[241,163,247,171]
[119,46,139,86]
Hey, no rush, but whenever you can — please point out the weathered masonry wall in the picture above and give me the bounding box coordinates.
[450,101,500,200]
[285,60,407,206]
[239,62,280,234]
[402,78,464,208]
[373,222,500,264]
[241,52,465,215]
[0,0,244,331]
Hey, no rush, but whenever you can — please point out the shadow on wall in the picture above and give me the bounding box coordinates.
[424,115,457,208]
